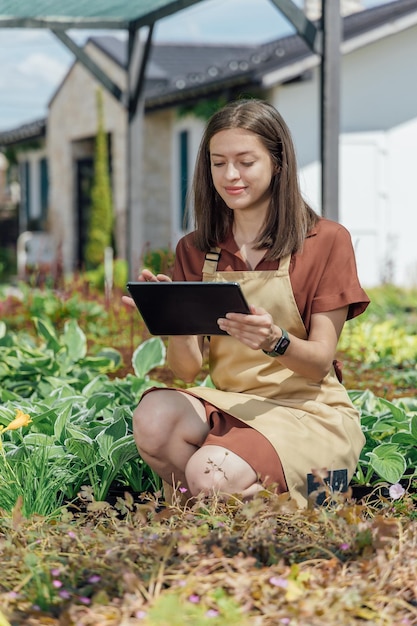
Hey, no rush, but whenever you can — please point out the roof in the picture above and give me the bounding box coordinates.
[93,0,417,108]
[0,119,46,146]
[0,0,205,29]
[1,0,416,144]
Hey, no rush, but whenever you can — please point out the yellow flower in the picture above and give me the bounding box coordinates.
[3,409,32,432]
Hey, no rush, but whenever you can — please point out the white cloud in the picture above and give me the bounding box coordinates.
[17,52,68,85]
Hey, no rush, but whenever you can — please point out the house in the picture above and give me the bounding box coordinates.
[1,0,416,287]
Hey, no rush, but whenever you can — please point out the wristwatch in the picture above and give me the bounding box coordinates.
[262,328,290,357]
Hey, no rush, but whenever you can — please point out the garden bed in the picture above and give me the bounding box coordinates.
[1,489,417,625]
[1,280,417,625]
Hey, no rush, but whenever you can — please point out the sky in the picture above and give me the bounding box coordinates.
[0,0,395,131]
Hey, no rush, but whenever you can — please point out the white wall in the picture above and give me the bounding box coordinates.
[271,21,417,287]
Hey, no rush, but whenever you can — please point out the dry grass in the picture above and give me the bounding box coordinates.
[1,486,417,625]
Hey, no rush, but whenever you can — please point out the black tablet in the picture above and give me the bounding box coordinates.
[126,281,250,335]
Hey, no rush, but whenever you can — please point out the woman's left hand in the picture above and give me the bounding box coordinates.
[217,304,279,351]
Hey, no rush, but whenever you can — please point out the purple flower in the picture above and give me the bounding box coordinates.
[188,594,200,603]
[339,543,350,551]
[52,580,63,588]
[59,590,71,600]
[179,487,188,493]
[88,574,101,584]
[269,576,288,588]
[68,531,76,539]
[78,596,91,605]
[389,483,406,500]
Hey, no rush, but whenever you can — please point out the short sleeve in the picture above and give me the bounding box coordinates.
[172,233,206,281]
[291,219,370,331]
[311,224,369,319]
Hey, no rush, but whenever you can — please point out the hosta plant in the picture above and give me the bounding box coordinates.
[349,389,417,486]
[0,319,166,516]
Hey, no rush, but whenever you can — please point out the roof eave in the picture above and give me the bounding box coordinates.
[145,73,261,110]
[341,9,417,55]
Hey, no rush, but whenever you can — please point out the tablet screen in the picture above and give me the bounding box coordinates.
[127,281,250,335]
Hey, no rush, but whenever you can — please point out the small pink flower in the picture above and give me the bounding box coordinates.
[51,568,61,577]
[188,594,200,603]
[88,574,101,584]
[389,483,406,500]
[59,590,71,600]
[135,610,147,619]
[339,543,350,551]
[179,487,188,493]
[206,609,219,617]
[52,580,63,588]
[68,531,76,539]
[269,576,288,588]
[78,596,91,605]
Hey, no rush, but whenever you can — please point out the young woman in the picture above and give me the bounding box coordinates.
[124,99,369,507]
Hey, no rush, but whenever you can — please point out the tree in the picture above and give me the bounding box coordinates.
[85,89,113,268]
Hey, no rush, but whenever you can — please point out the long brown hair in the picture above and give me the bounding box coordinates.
[190,98,319,259]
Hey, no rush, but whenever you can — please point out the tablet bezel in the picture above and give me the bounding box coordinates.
[126,281,250,335]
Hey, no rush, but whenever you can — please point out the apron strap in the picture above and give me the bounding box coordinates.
[279,254,292,274]
[202,247,221,275]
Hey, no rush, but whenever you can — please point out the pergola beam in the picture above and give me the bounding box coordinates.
[51,29,124,102]
[268,0,322,54]
[320,0,341,220]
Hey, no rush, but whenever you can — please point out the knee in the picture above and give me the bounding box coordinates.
[132,393,171,455]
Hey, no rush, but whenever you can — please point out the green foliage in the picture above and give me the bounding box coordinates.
[339,319,417,364]
[85,88,114,268]
[363,284,417,318]
[178,96,229,120]
[84,257,129,290]
[0,246,16,282]
[177,92,263,121]
[0,319,166,514]
[143,589,250,625]
[0,280,105,332]
[0,281,416,517]
[143,247,175,277]
[349,390,417,485]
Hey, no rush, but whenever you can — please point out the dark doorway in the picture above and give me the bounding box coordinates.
[75,157,94,269]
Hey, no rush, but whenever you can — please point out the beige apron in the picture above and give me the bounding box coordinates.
[186,249,365,507]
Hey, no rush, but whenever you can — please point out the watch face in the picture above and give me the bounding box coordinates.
[276,336,290,354]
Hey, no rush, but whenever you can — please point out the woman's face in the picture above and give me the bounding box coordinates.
[209,127,275,216]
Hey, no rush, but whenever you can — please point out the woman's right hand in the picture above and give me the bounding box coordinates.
[122,269,172,308]
[138,269,172,283]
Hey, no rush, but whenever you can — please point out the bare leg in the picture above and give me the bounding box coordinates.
[185,444,263,499]
[132,389,209,489]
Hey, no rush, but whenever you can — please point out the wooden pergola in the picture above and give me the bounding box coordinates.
[0,0,341,275]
